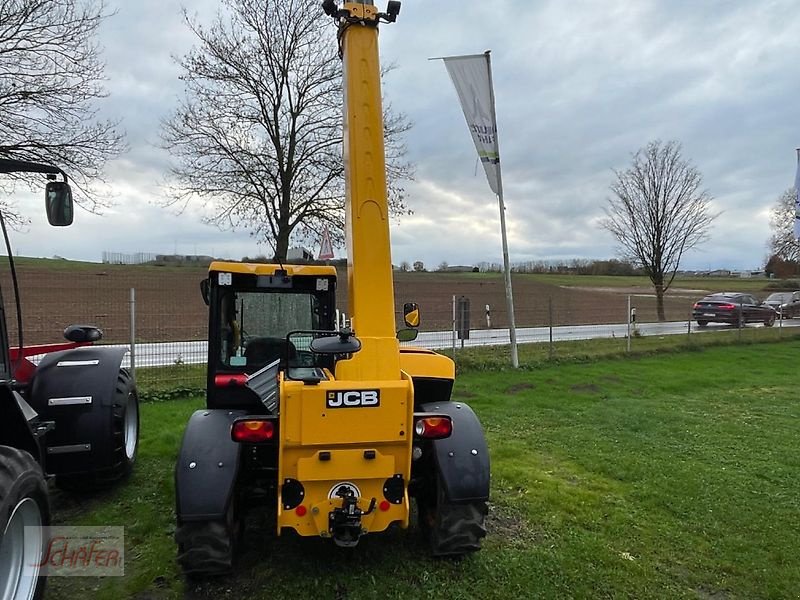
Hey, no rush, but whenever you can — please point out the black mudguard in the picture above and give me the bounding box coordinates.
[28,346,128,475]
[420,401,490,503]
[175,409,246,522]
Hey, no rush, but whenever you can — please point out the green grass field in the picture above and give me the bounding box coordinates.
[45,340,800,599]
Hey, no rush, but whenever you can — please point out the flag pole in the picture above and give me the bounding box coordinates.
[484,51,519,368]
[795,148,800,241]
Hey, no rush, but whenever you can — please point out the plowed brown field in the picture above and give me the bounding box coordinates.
[0,260,718,346]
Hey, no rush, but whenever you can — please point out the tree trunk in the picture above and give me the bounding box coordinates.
[654,281,666,322]
[274,226,290,262]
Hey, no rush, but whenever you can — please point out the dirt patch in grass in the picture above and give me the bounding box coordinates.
[694,585,731,600]
[506,382,535,394]
[485,502,545,549]
[570,383,601,394]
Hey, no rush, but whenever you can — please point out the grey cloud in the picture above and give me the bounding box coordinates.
[9,0,799,273]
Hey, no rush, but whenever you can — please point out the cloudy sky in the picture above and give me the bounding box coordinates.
[13,0,800,270]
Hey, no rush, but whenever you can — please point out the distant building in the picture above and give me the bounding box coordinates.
[444,265,477,273]
[154,254,215,265]
[287,246,314,261]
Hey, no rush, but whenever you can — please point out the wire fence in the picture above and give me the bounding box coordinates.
[2,265,797,395]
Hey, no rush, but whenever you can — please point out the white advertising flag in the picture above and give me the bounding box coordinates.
[794,149,800,240]
[442,53,501,195]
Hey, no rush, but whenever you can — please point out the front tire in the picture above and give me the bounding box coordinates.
[418,476,487,557]
[0,446,49,600]
[696,320,708,328]
[765,314,776,327]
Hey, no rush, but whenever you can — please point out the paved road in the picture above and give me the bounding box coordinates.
[57,318,798,368]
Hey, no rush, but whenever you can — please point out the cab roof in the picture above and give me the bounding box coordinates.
[208,261,337,277]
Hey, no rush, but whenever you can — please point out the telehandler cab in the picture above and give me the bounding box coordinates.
[174,1,489,575]
[0,158,140,600]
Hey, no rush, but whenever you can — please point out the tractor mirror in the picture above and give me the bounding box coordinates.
[64,324,103,343]
[396,328,418,342]
[200,279,210,306]
[310,330,361,354]
[403,302,419,328]
[45,181,74,226]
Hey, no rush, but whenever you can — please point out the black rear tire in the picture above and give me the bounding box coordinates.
[176,501,239,577]
[55,368,139,490]
[0,446,49,600]
[765,314,776,327]
[696,320,708,328]
[418,475,487,557]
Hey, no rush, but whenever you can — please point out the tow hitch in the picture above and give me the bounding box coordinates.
[328,487,376,547]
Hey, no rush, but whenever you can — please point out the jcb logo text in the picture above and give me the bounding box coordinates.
[326,390,380,408]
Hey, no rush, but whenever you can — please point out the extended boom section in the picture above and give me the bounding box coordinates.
[338,0,401,381]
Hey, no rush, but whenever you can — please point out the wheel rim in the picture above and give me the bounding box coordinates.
[0,497,44,600]
[124,391,139,461]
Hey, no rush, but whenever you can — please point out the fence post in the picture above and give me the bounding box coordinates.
[548,296,554,360]
[129,287,136,385]
[451,295,456,358]
[687,309,692,342]
[626,295,631,353]
[738,305,743,342]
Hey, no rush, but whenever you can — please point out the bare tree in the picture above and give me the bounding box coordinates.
[601,140,717,321]
[0,0,125,224]
[161,0,413,261]
[768,188,799,262]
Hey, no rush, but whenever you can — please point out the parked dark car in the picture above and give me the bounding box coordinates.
[692,292,777,327]
[764,291,800,319]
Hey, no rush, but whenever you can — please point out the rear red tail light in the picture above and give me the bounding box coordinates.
[693,303,700,309]
[719,303,737,310]
[231,419,275,443]
[413,415,452,439]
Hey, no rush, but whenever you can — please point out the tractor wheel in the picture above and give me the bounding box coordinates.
[0,446,50,600]
[176,500,240,577]
[56,368,139,490]
[418,475,487,557]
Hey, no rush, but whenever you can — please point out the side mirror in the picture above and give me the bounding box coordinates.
[310,330,361,354]
[397,328,418,342]
[403,302,420,328]
[200,279,210,306]
[64,324,103,343]
[45,181,74,226]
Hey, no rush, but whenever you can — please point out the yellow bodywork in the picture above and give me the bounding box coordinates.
[208,261,336,278]
[276,370,414,535]
[399,347,456,380]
